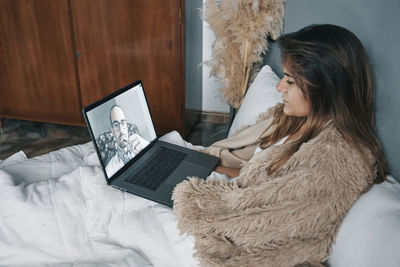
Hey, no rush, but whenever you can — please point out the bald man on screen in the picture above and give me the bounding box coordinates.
[105,105,149,177]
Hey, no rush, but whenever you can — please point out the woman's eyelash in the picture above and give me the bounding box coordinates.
[287,80,295,85]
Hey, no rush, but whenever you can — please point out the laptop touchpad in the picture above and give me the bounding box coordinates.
[167,161,211,185]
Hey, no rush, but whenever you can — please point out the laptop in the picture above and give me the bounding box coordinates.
[82,80,220,207]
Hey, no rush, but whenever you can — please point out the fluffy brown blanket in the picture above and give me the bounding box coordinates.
[172,106,375,266]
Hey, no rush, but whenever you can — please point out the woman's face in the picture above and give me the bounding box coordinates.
[276,64,311,117]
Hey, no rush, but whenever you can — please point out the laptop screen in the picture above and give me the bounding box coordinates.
[85,82,157,179]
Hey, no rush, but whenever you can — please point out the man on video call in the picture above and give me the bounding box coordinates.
[105,105,149,177]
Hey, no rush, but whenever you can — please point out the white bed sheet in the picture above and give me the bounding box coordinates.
[0,133,203,267]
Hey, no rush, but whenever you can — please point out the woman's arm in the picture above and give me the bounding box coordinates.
[214,166,240,178]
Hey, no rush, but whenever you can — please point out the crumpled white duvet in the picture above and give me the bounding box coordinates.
[0,137,201,267]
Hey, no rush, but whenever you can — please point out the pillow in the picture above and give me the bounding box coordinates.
[228,65,282,137]
[328,176,400,267]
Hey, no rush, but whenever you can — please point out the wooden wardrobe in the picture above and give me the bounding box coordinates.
[0,0,185,135]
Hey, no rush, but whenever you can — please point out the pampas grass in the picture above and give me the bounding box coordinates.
[203,0,285,108]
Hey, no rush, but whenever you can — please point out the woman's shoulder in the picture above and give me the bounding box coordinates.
[297,122,375,171]
[307,122,342,144]
[300,122,352,156]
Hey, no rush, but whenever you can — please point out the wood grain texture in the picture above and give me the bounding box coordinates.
[0,0,82,125]
[70,0,185,134]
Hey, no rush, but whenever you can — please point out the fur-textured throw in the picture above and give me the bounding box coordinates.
[203,0,285,108]
[173,104,376,266]
[199,106,277,168]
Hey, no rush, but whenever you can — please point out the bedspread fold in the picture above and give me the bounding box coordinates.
[0,143,199,267]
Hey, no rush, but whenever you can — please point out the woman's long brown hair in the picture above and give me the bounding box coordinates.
[259,24,390,183]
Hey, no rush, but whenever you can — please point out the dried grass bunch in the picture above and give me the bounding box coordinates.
[203,0,285,108]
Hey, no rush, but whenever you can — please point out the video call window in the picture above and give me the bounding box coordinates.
[86,84,157,179]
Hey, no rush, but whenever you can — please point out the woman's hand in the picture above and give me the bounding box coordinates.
[214,166,241,179]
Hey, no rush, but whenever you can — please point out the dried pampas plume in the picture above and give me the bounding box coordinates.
[203,0,285,109]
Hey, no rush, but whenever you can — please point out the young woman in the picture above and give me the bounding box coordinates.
[172,24,390,267]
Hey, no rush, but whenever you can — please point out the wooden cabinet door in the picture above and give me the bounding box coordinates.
[70,0,185,134]
[0,0,82,125]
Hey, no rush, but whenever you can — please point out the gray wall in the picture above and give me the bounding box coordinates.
[266,0,400,181]
[185,0,203,110]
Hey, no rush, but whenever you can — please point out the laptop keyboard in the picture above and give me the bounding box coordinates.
[125,146,187,191]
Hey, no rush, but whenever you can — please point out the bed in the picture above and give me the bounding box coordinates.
[0,141,199,266]
[1,65,400,267]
